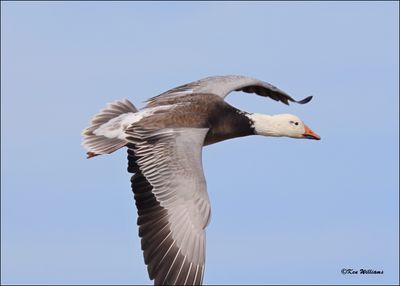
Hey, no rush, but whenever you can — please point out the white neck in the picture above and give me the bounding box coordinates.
[246,113,286,137]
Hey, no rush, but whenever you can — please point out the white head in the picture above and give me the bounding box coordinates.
[246,113,320,140]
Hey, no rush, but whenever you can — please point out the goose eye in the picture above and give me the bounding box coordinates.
[295,122,299,126]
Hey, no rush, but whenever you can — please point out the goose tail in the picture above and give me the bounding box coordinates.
[81,99,138,158]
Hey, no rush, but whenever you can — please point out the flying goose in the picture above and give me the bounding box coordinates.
[82,75,320,285]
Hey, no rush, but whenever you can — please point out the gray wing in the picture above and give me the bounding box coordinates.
[126,127,210,285]
[147,75,312,106]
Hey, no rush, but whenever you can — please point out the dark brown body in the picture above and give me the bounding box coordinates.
[140,93,254,145]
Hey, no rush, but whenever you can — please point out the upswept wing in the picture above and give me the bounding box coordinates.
[147,75,312,106]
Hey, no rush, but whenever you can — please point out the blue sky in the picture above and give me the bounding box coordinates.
[1,1,398,285]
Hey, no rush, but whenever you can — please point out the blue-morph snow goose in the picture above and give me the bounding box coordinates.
[82,75,320,285]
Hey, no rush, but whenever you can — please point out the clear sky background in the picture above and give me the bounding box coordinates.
[1,1,399,285]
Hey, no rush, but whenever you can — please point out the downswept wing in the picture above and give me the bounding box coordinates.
[126,127,211,285]
[147,75,312,106]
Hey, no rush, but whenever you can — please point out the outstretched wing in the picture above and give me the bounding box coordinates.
[147,75,312,106]
[126,127,210,285]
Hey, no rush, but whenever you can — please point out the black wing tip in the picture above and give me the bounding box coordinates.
[294,95,313,104]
